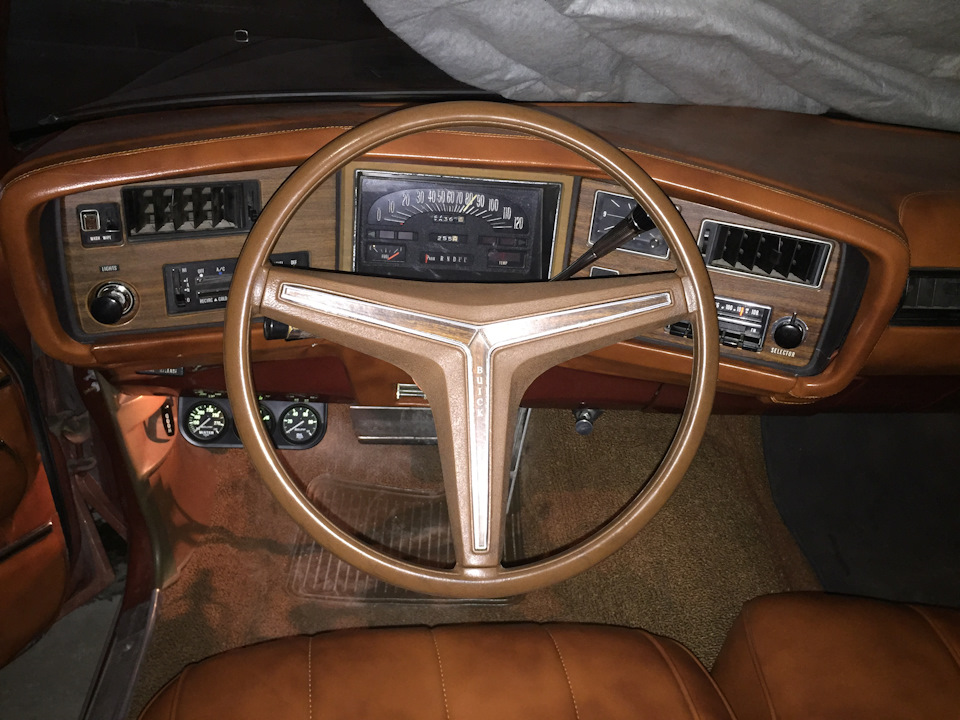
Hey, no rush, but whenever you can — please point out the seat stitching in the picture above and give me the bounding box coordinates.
[910,605,960,675]
[738,610,779,720]
[644,633,703,720]
[430,629,452,720]
[543,627,582,720]
[307,636,314,720]
[675,642,738,719]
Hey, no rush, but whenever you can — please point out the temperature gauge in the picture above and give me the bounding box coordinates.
[184,401,229,443]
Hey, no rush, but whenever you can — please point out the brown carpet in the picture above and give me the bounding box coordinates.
[130,406,817,717]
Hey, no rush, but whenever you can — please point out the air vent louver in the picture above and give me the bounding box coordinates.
[122,181,260,240]
[893,270,960,325]
[699,220,830,287]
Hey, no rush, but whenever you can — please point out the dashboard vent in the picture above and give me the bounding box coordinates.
[122,181,260,240]
[698,220,830,287]
[893,269,960,325]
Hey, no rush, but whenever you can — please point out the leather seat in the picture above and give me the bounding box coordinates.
[712,592,960,720]
[139,623,734,719]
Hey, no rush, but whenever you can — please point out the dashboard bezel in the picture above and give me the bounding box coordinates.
[350,168,563,282]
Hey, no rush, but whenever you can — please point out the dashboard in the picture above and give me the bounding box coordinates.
[2,102,957,407]
[49,159,860,379]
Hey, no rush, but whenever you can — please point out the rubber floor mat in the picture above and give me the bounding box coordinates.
[288,477,523,603]
[763,413,960,607]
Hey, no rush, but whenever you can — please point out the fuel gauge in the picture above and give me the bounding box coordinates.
[364,242,406,263]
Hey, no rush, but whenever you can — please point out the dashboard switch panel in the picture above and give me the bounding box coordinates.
[78,203,123,247]
[163,251,308,315]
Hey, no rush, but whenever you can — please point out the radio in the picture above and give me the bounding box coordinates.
[162,251,308,315]
[667,296,771,352]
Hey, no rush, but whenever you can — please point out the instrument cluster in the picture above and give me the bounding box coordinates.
[352,170,563,282]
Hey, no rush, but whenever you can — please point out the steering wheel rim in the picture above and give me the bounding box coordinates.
[224,101,718,598]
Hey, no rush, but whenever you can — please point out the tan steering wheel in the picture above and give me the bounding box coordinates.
[224,101,718,598]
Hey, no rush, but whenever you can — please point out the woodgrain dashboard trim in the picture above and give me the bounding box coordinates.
[570,179,843,374]
[0,103,920,401]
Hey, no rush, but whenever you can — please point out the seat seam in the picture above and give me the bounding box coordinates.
[644,633,703,720]
[543,627,582,720]
[168,664,189,720]
[307,636,314,720]
[910,605,960,676]
[738,609,779,720]
[430,629,452,720]
[674,642,737,719]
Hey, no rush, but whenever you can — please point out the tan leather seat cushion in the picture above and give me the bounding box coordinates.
[140,623,734,719]
[712,592,960,720]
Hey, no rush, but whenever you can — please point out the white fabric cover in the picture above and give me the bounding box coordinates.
[364,0,960,132]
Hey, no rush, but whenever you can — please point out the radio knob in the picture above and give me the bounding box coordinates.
[773,314,806,349]
[90,282,135,325]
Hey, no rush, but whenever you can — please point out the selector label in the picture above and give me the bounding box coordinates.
[770,347,797,357]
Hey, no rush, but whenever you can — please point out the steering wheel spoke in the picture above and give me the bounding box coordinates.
[226,101,717,598]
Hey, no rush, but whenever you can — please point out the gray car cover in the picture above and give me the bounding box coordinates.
[364,0,960,132]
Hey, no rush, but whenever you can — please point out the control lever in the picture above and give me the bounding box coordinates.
[552,204,656,281]
[263,318,314,341]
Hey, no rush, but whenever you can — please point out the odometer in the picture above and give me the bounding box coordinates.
[353,171,561,282]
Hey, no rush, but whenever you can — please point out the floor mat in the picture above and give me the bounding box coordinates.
[131,409,819,718]
[288,477,522,603]
[763,413,960,607]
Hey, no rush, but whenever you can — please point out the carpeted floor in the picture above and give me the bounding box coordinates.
[130,406,817,717]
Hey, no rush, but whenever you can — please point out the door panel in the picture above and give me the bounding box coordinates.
[0,363,69,667]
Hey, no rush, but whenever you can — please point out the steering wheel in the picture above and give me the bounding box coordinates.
[224,102,718,598]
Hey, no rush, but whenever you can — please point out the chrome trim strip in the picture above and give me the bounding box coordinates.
[278,283,671,555]
[0,521,53,564]
[396,383,427,399]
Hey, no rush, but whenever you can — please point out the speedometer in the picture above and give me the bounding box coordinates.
[353,171,562,281]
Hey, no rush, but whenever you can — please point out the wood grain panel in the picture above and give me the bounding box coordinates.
[61,167,336,337]
[62,169,839,377]
[570,179,840,372]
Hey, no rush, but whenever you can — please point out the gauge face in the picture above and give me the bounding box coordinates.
[279,404,321,445]
[354,171,561,282]
[589,190,669,259]
[259,403,276,433]
[185,401,228,443]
